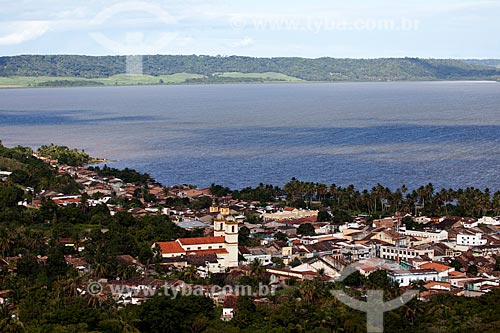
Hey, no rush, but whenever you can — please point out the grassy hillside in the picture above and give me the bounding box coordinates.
[214,71,302,81]
[0,72,302,88]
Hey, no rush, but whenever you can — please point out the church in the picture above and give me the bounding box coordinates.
[154,205,239,273]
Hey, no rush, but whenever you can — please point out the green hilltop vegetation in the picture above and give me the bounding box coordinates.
[0,55,500,88]
[463,59,500,68]
[36,144,92,166]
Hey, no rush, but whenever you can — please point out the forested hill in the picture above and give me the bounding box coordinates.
[463,59,500,68]
[1,54,500,82]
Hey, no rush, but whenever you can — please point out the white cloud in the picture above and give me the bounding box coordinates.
[232,37,254,47]
[0,21,50,45]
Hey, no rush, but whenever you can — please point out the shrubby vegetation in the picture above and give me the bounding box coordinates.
[37,144,91,166]
[87,165,152,185]
[37,80,104,87]
[463,59,500,68]
[0,142,81,193]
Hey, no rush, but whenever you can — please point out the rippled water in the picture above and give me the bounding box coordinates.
[0,81,499,190]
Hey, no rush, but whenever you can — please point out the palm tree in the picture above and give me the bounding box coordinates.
[329,184,342,208]
[117,263,136,280]
[85,292,105,308]
[110,308,141,333]
[55,272,85,298]
[284,178,300,201]
[315,268,327,285]
[183,265,199,282]
[298,279,317,305]
[401,305,416,325]
[401,301,426,326]
[26,231,46,252]
[249,258,267,286]
[392,189,403,213]
[437,188,451,215]
[0,236,13,258]
[316,183,327,201]
[493,191,500,215]
[93,259,110,278]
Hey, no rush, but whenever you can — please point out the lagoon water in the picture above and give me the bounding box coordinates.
[0,81,499,191]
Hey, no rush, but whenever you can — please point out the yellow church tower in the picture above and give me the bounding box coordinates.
[213,204,239,267]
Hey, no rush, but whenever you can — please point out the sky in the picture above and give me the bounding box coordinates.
[0,0,499,58]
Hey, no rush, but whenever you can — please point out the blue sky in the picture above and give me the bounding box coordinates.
[1,0,499,58]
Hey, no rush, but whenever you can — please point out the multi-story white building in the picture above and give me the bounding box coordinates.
[379,245,435,261]
[457,231,487,247]
[403,229,448,243]
[464,216,500,228]
[261,207,318,221]
[389,269,440,287]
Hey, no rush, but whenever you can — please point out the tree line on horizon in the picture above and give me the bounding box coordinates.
[211,178,499,219]
[1,55,500,81]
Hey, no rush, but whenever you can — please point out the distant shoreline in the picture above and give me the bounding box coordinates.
[0,76,498,90]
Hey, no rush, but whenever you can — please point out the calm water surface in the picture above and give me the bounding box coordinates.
[0,81,499,190]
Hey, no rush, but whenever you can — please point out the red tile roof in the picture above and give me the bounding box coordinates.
[223,295,238,308]
[156,241,185,254]
[178,236,225,246]
[53,198,81,205]
[420,262,453,273]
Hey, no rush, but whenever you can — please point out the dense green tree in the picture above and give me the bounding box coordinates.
[135,295,214,333]
[297,223,316,236]
[274,232,288,242]
[316,210,331,222]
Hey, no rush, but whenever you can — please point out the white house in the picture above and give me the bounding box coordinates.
[389,269,440,287]
[261,208,318,221]
[465,216,500,228]
[339,222,361,232]
[239,247,272,265]
[379,245,435,261]
[221,296,237,321]
[403,229,448,243]
[413,216,431,224]
[291,256,340,279]
[457,231,487,246]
